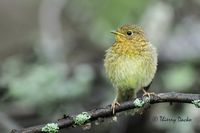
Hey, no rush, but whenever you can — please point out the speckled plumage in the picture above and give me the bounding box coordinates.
[104,24,157,103]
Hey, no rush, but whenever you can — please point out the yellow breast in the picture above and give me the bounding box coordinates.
[104,41,157,90]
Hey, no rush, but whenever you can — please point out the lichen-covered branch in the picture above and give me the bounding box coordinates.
[11,92,200,133]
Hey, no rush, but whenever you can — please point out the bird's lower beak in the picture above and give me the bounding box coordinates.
[110,31,125,36]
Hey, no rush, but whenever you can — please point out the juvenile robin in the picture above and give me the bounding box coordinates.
[104,24,157,114]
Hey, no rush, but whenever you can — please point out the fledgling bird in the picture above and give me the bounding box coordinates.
[104,24,157,114]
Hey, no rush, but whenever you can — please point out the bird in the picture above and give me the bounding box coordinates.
[104,24,158,114]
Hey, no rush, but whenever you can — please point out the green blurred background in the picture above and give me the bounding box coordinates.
[0,0,200,133]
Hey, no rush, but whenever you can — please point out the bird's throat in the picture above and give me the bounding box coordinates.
[112,41,149,57]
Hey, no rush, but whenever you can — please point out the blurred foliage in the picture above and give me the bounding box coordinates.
[162,64,197,91]
[67,0,149,47]
[0,56,94,106]
[92,0,149,47]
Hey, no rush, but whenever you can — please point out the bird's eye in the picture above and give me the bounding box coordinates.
[126,31,133,36]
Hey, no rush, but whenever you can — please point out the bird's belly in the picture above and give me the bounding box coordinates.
[106,56,156,89]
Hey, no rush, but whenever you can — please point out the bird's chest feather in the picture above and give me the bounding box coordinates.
[105,50,157,89]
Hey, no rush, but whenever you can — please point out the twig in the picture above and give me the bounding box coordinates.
[11,92,200,133]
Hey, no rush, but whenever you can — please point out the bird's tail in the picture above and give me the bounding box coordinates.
[117,88,137,115]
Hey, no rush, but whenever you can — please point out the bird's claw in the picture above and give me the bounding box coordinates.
[142,89,156,98]
[111,100,120,114]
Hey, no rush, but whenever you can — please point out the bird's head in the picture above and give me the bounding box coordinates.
[111,24,145,43]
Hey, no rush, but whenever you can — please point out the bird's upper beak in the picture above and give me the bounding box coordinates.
[110,31,125,37]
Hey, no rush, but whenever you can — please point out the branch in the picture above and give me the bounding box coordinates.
[11,92,200,133]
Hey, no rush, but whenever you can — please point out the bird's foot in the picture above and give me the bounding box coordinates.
[142,89,156,98]
[111,99,120,114]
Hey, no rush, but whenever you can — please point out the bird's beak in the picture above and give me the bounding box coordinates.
[110,31,125,37]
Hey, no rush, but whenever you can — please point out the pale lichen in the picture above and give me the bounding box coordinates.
[143,96,151,103]
[133,98,145,108]
[192,100,200,108]
[42,123,59,133]
[74,112,91,125]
